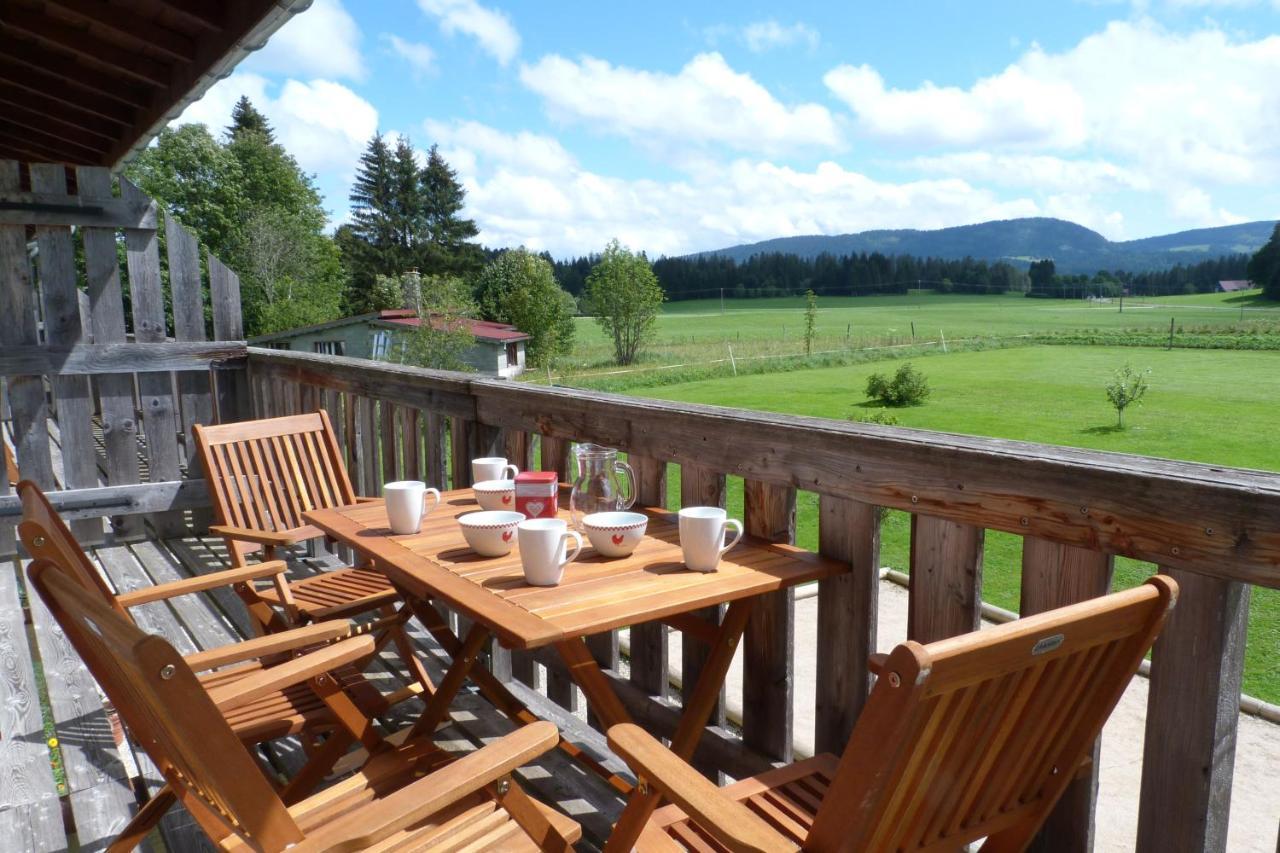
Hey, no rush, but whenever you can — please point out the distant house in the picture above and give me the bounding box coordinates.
[1217,280,1253,293]
[250,309,529,377]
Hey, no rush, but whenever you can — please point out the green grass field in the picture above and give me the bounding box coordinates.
[563,290,1280,375]
[628,344,1279,702]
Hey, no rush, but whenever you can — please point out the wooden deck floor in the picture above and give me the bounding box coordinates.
[0,532,631,852]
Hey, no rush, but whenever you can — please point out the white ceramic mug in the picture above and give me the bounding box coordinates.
[384,480,442,535]
[518,518,583,586]
[678,506,744,572]
[472,456,519,484]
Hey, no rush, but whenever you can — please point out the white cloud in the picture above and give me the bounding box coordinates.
[743,20,820,53]
[429,121,1041,257]
[416,0,520,65]
[825,63,1087,148]
[519,52,842,155]
[827,21,1280,187]
[241,0,365,81]
[175,73,378,176]
[909,152,1150,192]
[1168,187,1246,225]
[383,34,435,76]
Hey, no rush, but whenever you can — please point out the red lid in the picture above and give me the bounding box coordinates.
[515,471,558,484]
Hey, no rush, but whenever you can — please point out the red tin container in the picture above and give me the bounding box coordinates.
[515,471,558,519]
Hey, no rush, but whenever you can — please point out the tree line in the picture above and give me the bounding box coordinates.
[1028,255,1251,298]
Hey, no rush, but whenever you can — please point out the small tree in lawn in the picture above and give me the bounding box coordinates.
[1105,364,1150,428]
[586,239,665,365]
[803,289,817,355]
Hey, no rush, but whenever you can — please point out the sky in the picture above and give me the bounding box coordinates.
[173,0,1280,259]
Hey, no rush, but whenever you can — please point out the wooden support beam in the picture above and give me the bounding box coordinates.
[1020,538,1113,853]
[742,479,796,763]
[908,514,983,643]
[0,42,149,109]
[0,81,130,130]
[0,190,158,227]
[815,495,879,754]
[1138,569,1249,853]
[0,128,99,165]
[0,342,245,375]
[0,6,171,87]
[45,0,198,62]
[0,479,209,524]
[0,100,115,149]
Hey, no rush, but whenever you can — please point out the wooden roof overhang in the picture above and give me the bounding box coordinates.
[0,0,311,169]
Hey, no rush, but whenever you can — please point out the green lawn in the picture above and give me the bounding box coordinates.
[632,345,1279,701]
[565,290,1280,371]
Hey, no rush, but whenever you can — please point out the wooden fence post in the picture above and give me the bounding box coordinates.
[32,164,100,542]
[908,514,983,643]
[1021,538,1113,853]
[539,434,576,710]
[628,455,669,700]
[815,495,879,753]
[208,253,250,423]
[78,166,142,540]
[1138,569,1249,853]
[742,479,796,762]
[680,461,727,778]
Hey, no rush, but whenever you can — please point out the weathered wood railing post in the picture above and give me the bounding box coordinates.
[742,479,797,762]
[1138,569,1249,853]
[815,495,879,752]
[32,164,99,541]
[540,434,577,711]
[79,166,142,540]
[628,455,669,700]
[1021,539,1113,853]
[908,515,983,643]
[680,462,727,777]
[506,429,540,689]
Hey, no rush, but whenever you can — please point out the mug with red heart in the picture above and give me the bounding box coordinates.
[581,511,647,558]
[458,511,523,557]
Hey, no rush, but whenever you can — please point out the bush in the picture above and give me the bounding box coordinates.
[865,362,931,406]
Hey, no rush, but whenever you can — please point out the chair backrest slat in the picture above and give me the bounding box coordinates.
[27,561,302,849]
[17,481,126,617]
[194,412,357,565]
[805,576,1176,852]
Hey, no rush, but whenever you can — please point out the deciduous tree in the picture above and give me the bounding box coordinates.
[585,240,665,365]
[474,249,575,367]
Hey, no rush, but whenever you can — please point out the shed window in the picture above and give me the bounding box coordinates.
[264,341,291,350]
[505,342,518,367]
[371,331,391,359]
[313,340,345,356]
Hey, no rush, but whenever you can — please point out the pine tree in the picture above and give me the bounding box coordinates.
[344,134,399,312]
[227,96,274,142]
[420,145,481,275]
[390,136,424,265]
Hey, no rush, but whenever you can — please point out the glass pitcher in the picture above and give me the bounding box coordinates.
[569,443,636,528]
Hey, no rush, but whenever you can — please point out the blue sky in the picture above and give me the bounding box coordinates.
[176,0,1280,258]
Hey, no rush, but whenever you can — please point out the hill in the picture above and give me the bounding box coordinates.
[699,217,1275,274]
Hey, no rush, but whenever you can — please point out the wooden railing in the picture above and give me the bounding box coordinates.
[247,347,1279,853]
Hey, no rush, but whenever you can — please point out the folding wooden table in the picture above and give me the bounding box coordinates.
[304,489,846,844]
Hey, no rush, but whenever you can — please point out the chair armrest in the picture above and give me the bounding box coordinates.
[206,635,376,712]
[183,620,353,672]
[608,724,799,853]
[209,525,298,547]
[115,561,289,608]
[868,652,889,675]
[300,722,561,853]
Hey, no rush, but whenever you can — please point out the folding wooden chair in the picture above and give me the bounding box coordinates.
[17,480,398,817]
[27,559,582,853]
[192,411,434,698]
[606,576,1178,852]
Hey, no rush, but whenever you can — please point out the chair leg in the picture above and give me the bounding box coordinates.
[109,784,176,852]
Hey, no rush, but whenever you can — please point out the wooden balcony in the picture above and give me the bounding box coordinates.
[1,160,1277,850]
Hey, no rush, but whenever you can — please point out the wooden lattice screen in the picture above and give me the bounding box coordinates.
[0,159,249,554]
